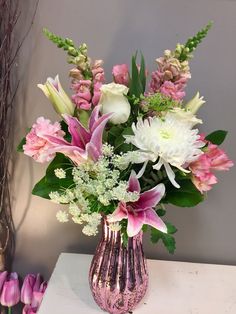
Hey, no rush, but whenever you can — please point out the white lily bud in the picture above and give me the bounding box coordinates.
[185,92,205,114]
[38,75,74,115]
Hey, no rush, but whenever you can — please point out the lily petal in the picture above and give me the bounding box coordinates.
[127,211,145,237]
[62,114,90,148]
[89,112,112,157]
[88,105,100,131]
[144,208,167,233]
[135,183,165,210]
[108,202,128,223]
[128,171,140,193]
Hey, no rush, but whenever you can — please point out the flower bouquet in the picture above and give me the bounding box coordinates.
[18,22,233,314]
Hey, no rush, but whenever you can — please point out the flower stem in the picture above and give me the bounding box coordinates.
[8,307,12,314]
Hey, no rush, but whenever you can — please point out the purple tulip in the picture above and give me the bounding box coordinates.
[21,274,36,305]
[0,272,20,307]
[31,281,47,309]
[0,271,8,293]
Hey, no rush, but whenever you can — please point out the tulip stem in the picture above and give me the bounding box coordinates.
[8,307,12,314]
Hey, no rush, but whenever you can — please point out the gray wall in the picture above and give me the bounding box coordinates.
[14,0,236,279]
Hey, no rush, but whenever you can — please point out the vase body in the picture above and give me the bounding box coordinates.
[89,219,148,314]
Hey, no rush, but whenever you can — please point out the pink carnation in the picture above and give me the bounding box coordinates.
[112,64,129,86]
[159,81,185,101]
[23,117,65,163]
[192,172,218,193]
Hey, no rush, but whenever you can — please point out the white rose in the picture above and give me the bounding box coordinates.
[98,82,130,124]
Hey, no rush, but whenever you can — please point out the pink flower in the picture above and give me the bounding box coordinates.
[191,172,218,193]
[0,271,7,294]
[22,305,37,314]
[41,106,112,165]
[21,274,36,305]
[71,80,92,110]
[189,138,233,193]
[23,117,65,163]
[92,82,102,106]
[108,171,166,237]
[31,281,47,309]
[92,60,105,83]
[0,272,20,307]
[112,64,129,86]
[160,81,185,101]
[206,143,234,171]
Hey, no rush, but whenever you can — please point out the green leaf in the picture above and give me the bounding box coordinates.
[205,130,228,145]
[150,227,176,254]
[165,222,178,234]
[164,180,204,207]
[129,55,142,97]
[156,208,166,217]
[139,53,146,93]
[142,224,148,232]
[32,154,74,199]
[17,137,26,152]
[162,234,176,254]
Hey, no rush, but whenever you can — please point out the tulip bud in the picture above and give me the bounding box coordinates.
[38,75,75,116]
[0,271,7,293]
[99,83,130,124]
[22,305,37,314]
[0,272,20,307]
[185,92,205,114]
[21,274,36,305]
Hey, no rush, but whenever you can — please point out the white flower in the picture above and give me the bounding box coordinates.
[170,107,202,127]
[185,92,205,114]
[56,210,69,223]
[54,168,66,179]
[125,112,204,188]
[99,82,130,124]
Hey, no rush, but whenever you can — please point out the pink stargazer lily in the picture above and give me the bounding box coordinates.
[41,106,112,165]
[108,172,167,237]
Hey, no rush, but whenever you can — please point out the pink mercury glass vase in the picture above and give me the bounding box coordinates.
[89,218,148,314]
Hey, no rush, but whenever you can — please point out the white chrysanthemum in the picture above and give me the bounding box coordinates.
[125,112,204,188]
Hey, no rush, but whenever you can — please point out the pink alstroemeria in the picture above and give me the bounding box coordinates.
[0,272,20,307]
[108,172,167,237]
[42,106,112,165]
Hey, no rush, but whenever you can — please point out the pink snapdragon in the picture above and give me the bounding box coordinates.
[148,52,191,101]
[190,139,233,193]
[71,80,92,110]
[23,117,65,163]
[108,172,167,237]
[112,64,130,86]
[92,60,105,83]
[159,80,186,101]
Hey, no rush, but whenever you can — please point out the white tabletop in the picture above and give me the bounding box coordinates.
[38,253,236,314]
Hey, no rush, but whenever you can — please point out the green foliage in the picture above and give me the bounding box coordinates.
[163,179,204,207]
[17,137,26,152]
[156,208,166,217]
[129,52,146,98]
[151,222,177,254]
[32,154,74,199]
[178,21,213,62]
[141,92,177,113]
[205,130,228,145]
[43,28,91,77]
